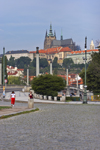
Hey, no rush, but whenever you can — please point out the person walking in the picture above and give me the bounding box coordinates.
[10,91,16,107]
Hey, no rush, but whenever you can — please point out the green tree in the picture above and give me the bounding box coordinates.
[30,58,36,67]
[40,58,48,68]
[8,76,23,85]
[52,57,58,68]
[15,57,31,68]
[7,55,15,67]
[63,58,74,69]
[79,52,100,94]
[31,74,66,97]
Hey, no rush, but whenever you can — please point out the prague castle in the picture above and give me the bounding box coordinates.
[44,24,56,50]
[44,24,76,51]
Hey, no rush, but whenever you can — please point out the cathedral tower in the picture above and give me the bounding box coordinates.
[44,24,56,49]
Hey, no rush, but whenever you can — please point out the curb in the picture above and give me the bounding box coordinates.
[0,107,38,119]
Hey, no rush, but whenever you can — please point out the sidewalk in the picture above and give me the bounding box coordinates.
[0,106,37,119]
[2,91,100,104]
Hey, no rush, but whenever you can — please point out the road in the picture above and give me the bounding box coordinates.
[0,87,23,94]
[0,102,100,150]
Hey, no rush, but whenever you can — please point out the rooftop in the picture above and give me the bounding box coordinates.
[6,50,29,54]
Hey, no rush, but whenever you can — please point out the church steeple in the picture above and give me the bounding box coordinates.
[90,39,95,49]
[45,30,48,37]
[48,23,53,37]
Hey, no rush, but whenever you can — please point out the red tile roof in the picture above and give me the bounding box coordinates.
[60,47,72,52]
[71,49,99,54]
[29,46,72,54]
[17,69,24,71]
[7,71,18,75]
[7,65,14,69]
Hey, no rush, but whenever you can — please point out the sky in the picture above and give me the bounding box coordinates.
[0,0,100,54]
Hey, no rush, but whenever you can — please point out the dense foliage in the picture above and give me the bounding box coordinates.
[79,52,100,94]
[7,55,15,67]
[52,57,61,68]
[8,76,25,85]
[15,57,31,69]
[31,74,66,97]
[63,58,74,68]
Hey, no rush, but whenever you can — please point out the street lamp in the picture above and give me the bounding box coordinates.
[83,37,87,104]
[3,47,5,98]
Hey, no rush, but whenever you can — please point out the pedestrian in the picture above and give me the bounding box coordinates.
[80,93,82,100]
[10,91,16,107]
[29,91,33,99]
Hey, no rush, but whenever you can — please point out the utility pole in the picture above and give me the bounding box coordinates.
[50,59,52,75]
[83,37,87,104]
[66,68,70,96]
[27,69,29,86]
[3,47,5,98]
[36,47,39,76]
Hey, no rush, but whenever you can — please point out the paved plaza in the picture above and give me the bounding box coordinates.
[2,91,100,105]
[0,101,100,150]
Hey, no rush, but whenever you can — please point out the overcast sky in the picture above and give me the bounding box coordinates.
[0,0,100,53]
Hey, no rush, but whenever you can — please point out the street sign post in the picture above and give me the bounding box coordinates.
[5,79,7,83]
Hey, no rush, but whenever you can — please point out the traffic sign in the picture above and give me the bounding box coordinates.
[5,79,7,83]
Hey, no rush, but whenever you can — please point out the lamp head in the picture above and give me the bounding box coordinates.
[36,47,39,54]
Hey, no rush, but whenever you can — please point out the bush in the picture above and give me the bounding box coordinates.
[31,74,66,97]
[66,97,80,101]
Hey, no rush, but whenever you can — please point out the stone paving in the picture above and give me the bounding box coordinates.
[0,102,100,150]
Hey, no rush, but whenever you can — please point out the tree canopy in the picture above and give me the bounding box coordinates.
[63,58,74,69]
[79,52,100,94]
[8,76,24,85]
[31,74,66,97]
[40,58,48,68]
[7,55,15,67]
[52,57,61,68]
[15,57,31,68]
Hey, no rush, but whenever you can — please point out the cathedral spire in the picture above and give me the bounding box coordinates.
[48,23,53,36]
[45,30,47,37]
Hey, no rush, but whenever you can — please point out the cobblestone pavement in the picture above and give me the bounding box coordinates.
[0,102,100,150]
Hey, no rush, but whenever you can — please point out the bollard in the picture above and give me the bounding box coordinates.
[62,96,66,102]
[60,97,62,101]
[54,96,57,101]
[28,98,34,109]
[48,96,52,100]
[44,95,47,100]
[40,95,43,99]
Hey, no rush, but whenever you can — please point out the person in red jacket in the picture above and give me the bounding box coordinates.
[29,91,33,99]
[10,91,16,107]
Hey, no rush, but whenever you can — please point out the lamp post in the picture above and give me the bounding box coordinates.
[3,47,5,98]
[36,47,39,76]
[83,37,87,104]
[50,59,52,75]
